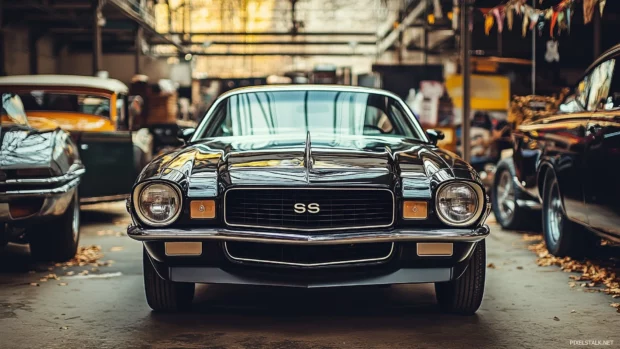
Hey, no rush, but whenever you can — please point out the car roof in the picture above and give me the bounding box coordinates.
[0,75,128,94]
[586,43,620,73]
[218,84,403,101]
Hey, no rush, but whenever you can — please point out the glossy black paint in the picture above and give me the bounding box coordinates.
[0,122,83,234]
[131,133,485,229]
[129,87,490,286]
[510,45,620,242]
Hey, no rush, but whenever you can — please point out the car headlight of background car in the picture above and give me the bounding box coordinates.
[133,182,183,227]
[435,182,484,227]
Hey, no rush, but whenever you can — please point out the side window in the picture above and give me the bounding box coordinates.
[605,60,620,111]
[559,77,589,114]
[587,59,616,111]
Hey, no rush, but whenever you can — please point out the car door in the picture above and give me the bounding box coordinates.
[78,130,136,200]
[583,57,620,237]
[78,95,137,201]
[534,76,593,225]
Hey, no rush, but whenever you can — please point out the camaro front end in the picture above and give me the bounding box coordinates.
[127,85,491,314]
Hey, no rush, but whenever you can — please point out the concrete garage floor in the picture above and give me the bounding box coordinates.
[0,202,619,349]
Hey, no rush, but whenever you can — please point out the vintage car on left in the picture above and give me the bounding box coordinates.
[1,93,84,261]
[0,75,151,204]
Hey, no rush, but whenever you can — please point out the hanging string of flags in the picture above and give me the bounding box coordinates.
[482,0,607,38]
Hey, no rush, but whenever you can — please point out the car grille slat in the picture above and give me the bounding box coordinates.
[225,188,394,231]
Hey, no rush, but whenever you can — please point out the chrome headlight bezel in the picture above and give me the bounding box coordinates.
[435,181,485,227]
[132,181,183,227]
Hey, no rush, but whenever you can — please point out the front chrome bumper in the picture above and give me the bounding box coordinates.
[0,169,82,222]
[128,225,490,245]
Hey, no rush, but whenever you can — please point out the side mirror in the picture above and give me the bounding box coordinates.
[177,128,195,143]
[426,129,445,145]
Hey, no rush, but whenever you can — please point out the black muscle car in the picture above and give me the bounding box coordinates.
[1,94,84,261]
[492,44,620,257]
[127,85,491,314]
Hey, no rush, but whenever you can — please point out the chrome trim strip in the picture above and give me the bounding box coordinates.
[223,187,395,232]
[304,131,313,172]
[127,225,491,244]
[223,241,394,267]
[80,194,129,204]
[0,168,85,186]
[1,177,80,198]
[435,181,486,228]
[516,199,542,210]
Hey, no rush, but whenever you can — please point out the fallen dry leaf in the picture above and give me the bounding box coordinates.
[30,283,39,287]
[517,266,523,270]
[553,316,560,321]
[65,271,75,276]
[487,263,496,269]
[58,283,67,286]
[109,246,124,252]
[523,235,620,309]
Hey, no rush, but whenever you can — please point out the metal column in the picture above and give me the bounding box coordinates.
[424,0,430,65]
[593,7,601,58]
[460,0,472,163]
[92,0,103,75]
[0,0,5,76]
[135,26,143,74]
[531,0,536,95]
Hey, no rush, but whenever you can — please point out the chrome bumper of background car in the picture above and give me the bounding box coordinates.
[0,178,80,222]
[128,225,490,244]
[0,177,81,198]
[0,167,85,186]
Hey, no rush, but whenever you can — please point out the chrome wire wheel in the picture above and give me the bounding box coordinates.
[546,182,563,245]
[496,170,516,223]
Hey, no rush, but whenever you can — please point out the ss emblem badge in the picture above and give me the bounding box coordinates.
[294,203,320,214]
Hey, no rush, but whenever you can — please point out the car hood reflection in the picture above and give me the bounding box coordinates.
[139,134,475,195]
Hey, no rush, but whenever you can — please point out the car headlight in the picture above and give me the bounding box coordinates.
[436,182,484,227]
[134,182,182,227]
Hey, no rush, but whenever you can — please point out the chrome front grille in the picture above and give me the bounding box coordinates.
[224,188,394,231]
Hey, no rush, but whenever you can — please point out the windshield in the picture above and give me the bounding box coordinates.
[16,91,111,117]
[195,90,426,140]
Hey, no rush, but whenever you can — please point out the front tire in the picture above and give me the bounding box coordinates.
[435,240,486,315]
[492,159,538,231]
[143,247,195,312]
[29,190,80,262]
[542,173,597,258]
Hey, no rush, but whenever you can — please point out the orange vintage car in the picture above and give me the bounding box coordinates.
[0,75,151,203]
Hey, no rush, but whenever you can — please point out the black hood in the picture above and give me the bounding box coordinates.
[138,134,477,197]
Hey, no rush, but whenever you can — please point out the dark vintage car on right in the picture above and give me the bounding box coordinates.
[492,44,620,257]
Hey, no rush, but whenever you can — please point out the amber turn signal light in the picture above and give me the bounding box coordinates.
[190,200,216,219]
[403,201,428,219]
